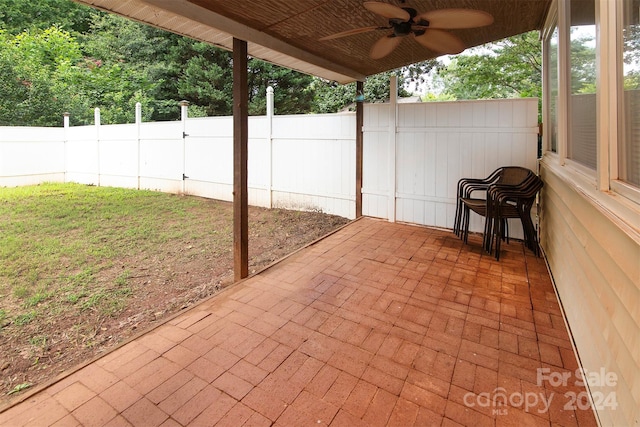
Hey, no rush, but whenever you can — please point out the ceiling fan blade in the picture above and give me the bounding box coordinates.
[320,26,380,41]
[414,29,465,54]
[370,34,402,59]
[364,1,410,21]
[417,9,494,29]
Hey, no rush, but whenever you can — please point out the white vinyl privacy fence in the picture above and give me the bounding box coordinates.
[0,97,539,234]
[363,99,540,233]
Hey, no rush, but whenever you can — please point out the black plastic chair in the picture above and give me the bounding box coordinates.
[453,167,503,237]
[454,167,534,250]
[487,175,544,260]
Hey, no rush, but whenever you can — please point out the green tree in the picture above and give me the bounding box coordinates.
[569,30,597,94]
[0,0,438,123]
[0,24,157,126]
[310,69,429,114]
[0,0,94,34]
[177,51,234,116]
[82,13,176,122]
[0,27,86,126]
[437,31,542,100]
[623,24,640,90]
[72,60,155,124]
[84,13,319,118]
[247,60,315,115]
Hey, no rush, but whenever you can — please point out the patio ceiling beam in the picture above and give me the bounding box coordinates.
[233,37,249,281]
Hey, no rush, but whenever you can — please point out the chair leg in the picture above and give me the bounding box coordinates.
[459,201,471,243]
[504,219,510,244]
[495,215,503,260]
[454,198,462,237]
[522,214,539,256]
[462,206,471,243]
[484,215,493,253]
[485,206,498,254]
[532,220,540,256]
[523,217,533,251]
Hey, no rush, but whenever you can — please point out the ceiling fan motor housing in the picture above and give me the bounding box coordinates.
[390,7,428,37]
[392,20,413,36]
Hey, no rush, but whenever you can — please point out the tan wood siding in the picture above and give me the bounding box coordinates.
[540,162,640,427]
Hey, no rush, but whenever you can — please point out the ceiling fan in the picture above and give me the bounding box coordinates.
[320,1,493,59]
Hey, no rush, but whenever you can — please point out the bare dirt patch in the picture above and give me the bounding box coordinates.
[0,186,349,406]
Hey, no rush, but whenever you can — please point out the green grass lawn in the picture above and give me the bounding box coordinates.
[0,183,225,324]
[0,182,349,398]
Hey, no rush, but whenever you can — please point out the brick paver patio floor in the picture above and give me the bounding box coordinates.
[0,217,598,426]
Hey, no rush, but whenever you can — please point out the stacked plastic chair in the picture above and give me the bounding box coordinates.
[454,166,542,259]
[487,175,544,259]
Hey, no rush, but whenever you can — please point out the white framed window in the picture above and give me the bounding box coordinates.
[549,26,560,154]
[568,0,597,170]
[542,0,640,204]
[620,0,640,187]
[542,3,560,155]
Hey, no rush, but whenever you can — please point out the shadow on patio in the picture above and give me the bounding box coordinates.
[0,217,597,426]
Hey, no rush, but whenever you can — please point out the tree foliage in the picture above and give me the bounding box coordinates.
[0,27,86,126]
[0,0,93,34]
[623,24,640,90]
[436,31,542,101]
[569,29,597,94]
[310,68,439,114]
[0,0,438,125]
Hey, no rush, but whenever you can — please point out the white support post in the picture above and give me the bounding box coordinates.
[63,112,70,183]
[388,75,398,222]
[266,86,274,208]
[135,102,142,190]
[180,100,189,194]
[94,108,101,186]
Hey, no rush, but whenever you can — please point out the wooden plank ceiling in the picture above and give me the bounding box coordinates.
[73,0,551,83]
